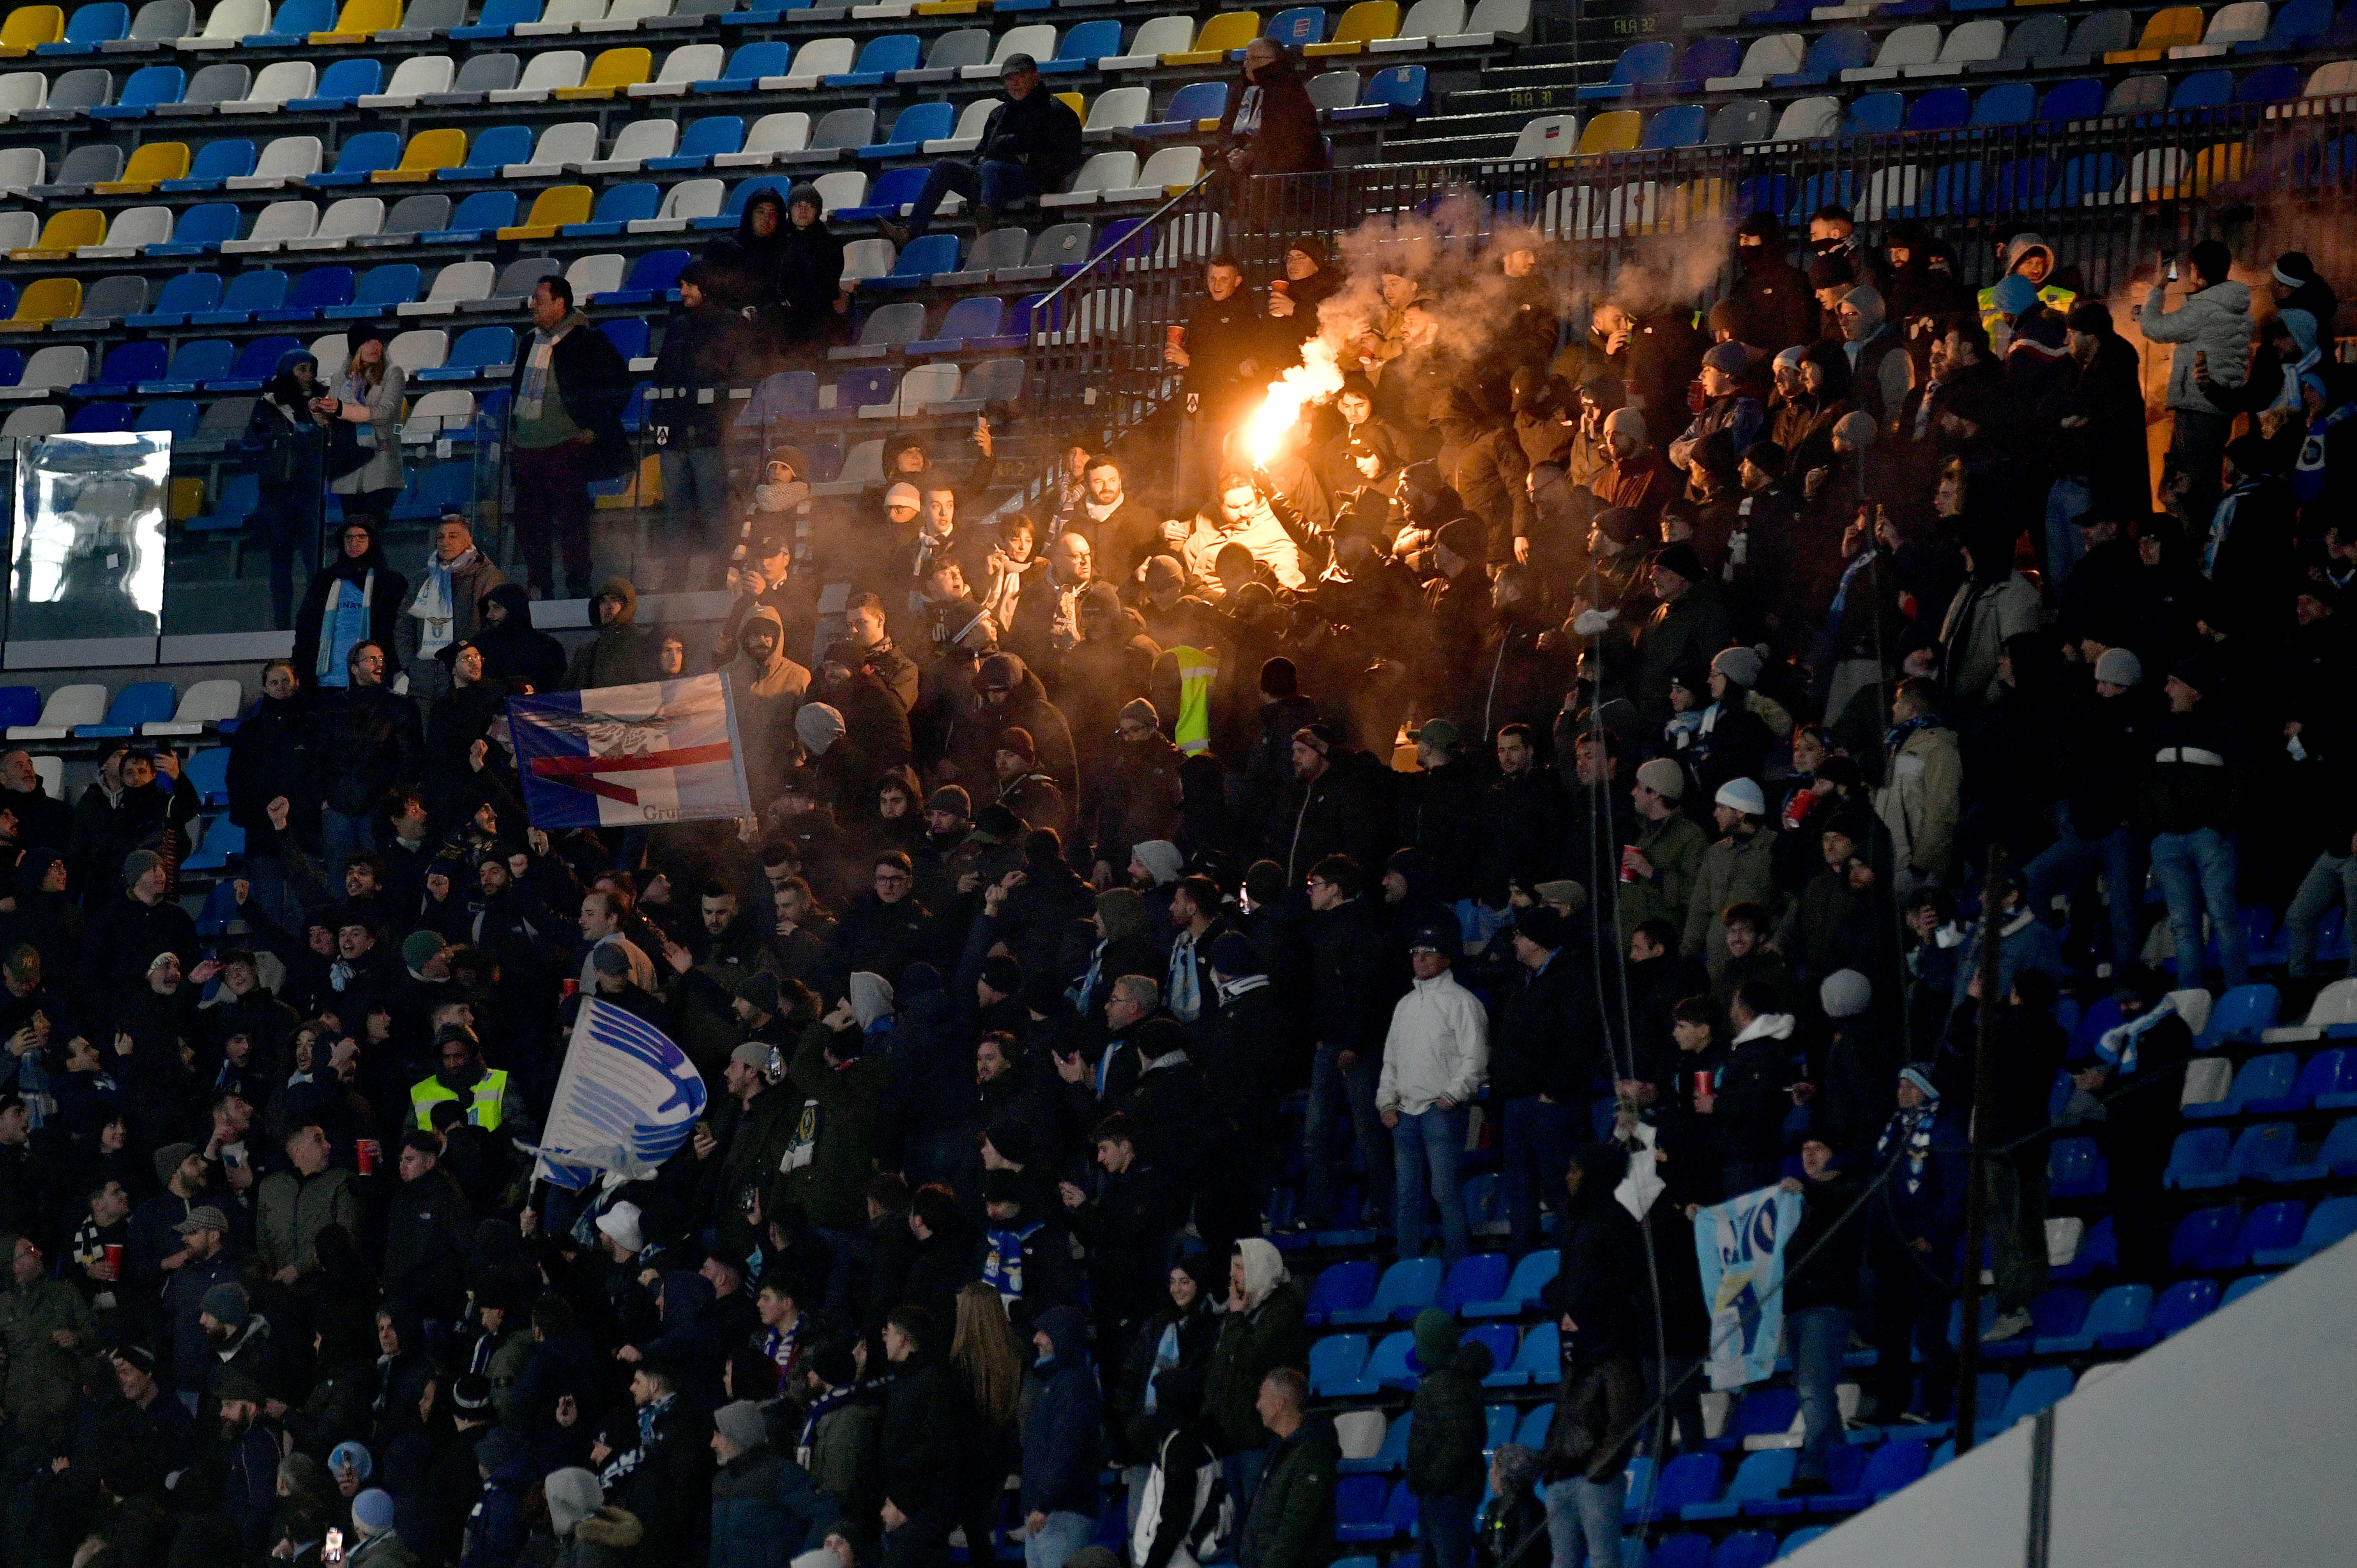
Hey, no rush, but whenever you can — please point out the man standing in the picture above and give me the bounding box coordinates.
[1376,925,1489,1267]
[0,1232,95,1435]
[256,1123,360,1286]
[1300,857,1392,1234]
[2138,239,2249,528]
[1234,1369,1338,1568]
[398,512,506,706]
[1617,759,1708,946]
[159,1204,237,1407]
[508,274,630,600]
[2141,658,2246,988]
[880,54,1083,244]
[1489,906,1595,1257]
[1166,258,1268,484]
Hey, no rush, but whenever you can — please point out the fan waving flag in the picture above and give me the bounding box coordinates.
[507,672,752,830]
[524,999,709,1191]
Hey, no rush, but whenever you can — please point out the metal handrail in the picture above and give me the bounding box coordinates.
[1031,165,1219,315]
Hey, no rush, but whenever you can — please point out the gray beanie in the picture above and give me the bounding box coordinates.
[794,701,846,756]
[1130,840,1184,886]
[714,1399,768,1452]
[544,1468,603,1539]
[122,848,164,889]
[199,1281,249,1327]
[2093,647,2142,688]
[1820,969,1873,1020]
[1710,645,1763,690]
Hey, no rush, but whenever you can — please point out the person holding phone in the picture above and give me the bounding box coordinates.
[2138,238,2251,527]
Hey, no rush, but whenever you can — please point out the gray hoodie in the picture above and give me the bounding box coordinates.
[2140,277,2251,412]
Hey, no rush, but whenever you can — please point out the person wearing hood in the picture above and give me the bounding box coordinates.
[1864,1066,1968,1424]
[772,183,851,349]
[542,1468,642,1568]
[509,274,633,600]
[471,582,568,692]
[1715,981,1801,1193]
[1834,285,1911,433]
[398,512,508,706]
[245,347,334,627]
[779,985,891,1244]
[1933,514,2042,712]
[566,577,659,691]
[730,604,812,787]
[1726,214,1816,356]
[2140,238,2250,528]
[1202,1238,1309,1504]
[1975,231,2077,336]
[650,261,751,586]
[701,185,788,314]
[1406,1308,1493,1568]
[949,652,1079,797]
[320,321,409,527]
[295,516,411,695]
[1880,220,1973,364]
[1015,1303,1103,1568]
[1216,38,1325,182]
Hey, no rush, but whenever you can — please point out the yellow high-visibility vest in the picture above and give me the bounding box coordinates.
[410,1068,509,1131]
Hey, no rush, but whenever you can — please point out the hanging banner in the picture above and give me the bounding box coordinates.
[1696,1183,1804,1391]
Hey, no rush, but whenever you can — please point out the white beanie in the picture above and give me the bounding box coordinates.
[1820,969,1873,1020]
[1714,778,1767,817]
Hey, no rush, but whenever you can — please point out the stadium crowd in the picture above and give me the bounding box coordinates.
[0,203,2350,1568]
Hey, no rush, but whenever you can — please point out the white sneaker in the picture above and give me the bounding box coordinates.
[1981,1308,2034,1343]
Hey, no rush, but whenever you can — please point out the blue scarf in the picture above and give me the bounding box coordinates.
[1884,709,1945,760]
[1877,1099,1939,1195]
[1166,929,1206,1024]
[600,1391,675,1488]
[981,1219,1042,1306]
[2203,479,2266,578]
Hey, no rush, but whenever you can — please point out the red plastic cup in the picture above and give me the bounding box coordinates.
[1270,279,1290,296]
[1166,325,1185,350]
[356,1139,378,1176]
[562,978,580,998]
[1619,844,1641,884]
[1694,1071,1715,1100]
[103,1243,122,1277]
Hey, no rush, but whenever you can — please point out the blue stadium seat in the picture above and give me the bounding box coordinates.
[1776,1527,1830,1558]
[292,58,385,111]
[1466,1248,1557,1316]
[1341,1415,1408,1474]
[2200,984,2280,1049]
[1330,1257,1444,1324]
[205,335,296,392]
[90,62,185,118]
[250,0,336,43]
[1649,1536,1710,1568]
[837,166,928,222]
[1360,1330,1419,1390]
[2049,1282,2151,1352]
[1334,1477,1393,1543]
[1632,1454,1721,1525]
[259,267,357,323]
[424,191,520,245]
[1971,81,2034,126]
[1479,1404,1514,1455]
[2166,1128,2233,1188]
[1138,81,1226,136]
[1308,1332,1370,1395]
[2239,0,2332,50]
[328,263,424,319]
[40,2,127,54]
[1513,1404,1551,1449]
[146,202,241,255]
[68,404,136,434]
[1773,28,1870,86]
[141,338,235,394]
[193,268,289,325]
[1582,39,1675,101]
[2232,1201,2308,1268]
[1673,37,1743,90]
[2272,1194,2357,1261]
[1843,92,1903,134]
[2169,69,2233,109]
[1712,1532,1777,1568]
[1488,1323,1557,1388]
[163,139,259,192]
[1905,86,1970,130]
[2019,1288,2089,1353]
[1812,1435,1927,1515]
[1720,1388,1798,1452]
[1040,19,1119,72]
[1997,1367,2073,1427]
[735,370,816,427]
[650,117,746,170]
[128,272,222,326]
[872,233,961,291]
[2048,1136,2106,1197]
[1458,1323,1518,1382]
[74,341,168,396]
[601,248,691,305]
[906,295,1004,353]
[189,481,254,540]
[825,366,894,417]
[311,130,401,187]
[828,32,920,87]
[135,401,200,440]
[2235,64,2302,103]
[80,681,177,736]
[452,0,539,37]
[2034,78,2105,122]
[599,319,648,362]
[566,185,663,237]
[1684,1450,1792,1521]
[2189,1052,2297,1118]
[865,102,956,160]
[2221,1273,2275,1306]
[182,818,245,871]
[392,461,473,521]
[417,325,515,382]
[2222,1122,2300,1184]
[696,41,791,91]
[1307,1260,1378,1324]
[444,124,536,179]
[2147,1277,2221,1341]
[1330,64,1427,121]
[2169,1207,2243,1272]
[1643,103,1707,148]
[2054,1213,2115,1282]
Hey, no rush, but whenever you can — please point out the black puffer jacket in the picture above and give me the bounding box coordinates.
[1405,1337,1495,1497]
[317,683,423,818]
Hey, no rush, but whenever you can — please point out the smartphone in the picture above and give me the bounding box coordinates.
[324,1530,344,1565]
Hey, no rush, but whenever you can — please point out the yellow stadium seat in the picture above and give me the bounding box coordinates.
[497,184,593,238]
[312,0,401,42]
[1163,11,1259,64]
[552,46,651,98]
[169,477,205,522]
[97,142,191,194]
[2189,141,2248,195]
[1054,91,1084,118]
[373,128,466,184]
[1576,111,1641,154]
[1305,1,1398,56]
[912,0,979,12]
[0,7,64,56]
[2106,5,2202,62]
[1,278,83,329]
[597,452,662,509]
[14,210,104,260]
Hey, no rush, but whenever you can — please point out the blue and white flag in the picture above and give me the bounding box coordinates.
[1695,1183,1804,1390]
[507,672,752,830]
[524,999,709,1191]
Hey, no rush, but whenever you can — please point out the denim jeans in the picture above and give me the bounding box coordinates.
[1542,1473,1624,1568]
[1303,1042,1389,1229]
[1785,1305,1851,1484]
[2285,850,2357,978]
[1223,1447,1267,1514]
[2024,804,2144,978]
[1419,1486,1480,1568]
[2042,475,2090,586]
[1392,1103,1472,1265]
[2149,826,2248,989]
[1502,1095,1576,1256]
[658,442,730,552]
[320,806,374,871]
[1023,1510,1093,1568]
[907,158,1042,238]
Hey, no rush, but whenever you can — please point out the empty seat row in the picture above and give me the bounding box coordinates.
[0,677,240,740]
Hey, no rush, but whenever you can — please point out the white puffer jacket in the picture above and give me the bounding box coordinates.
[2139,278,2251,412]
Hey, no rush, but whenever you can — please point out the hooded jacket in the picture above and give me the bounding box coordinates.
[776,202,850,339]
[1405,1317,1494,1498]
[730,604,812,784]
[1203,1240,1309,1455]
[473,582,569,692]
[649,295,749,448]
[565,578,658,691]
[2140,276,2251,412]
[246,349,329,491]
[1217,50,1325,178]
[1018,1303,1104,1519]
